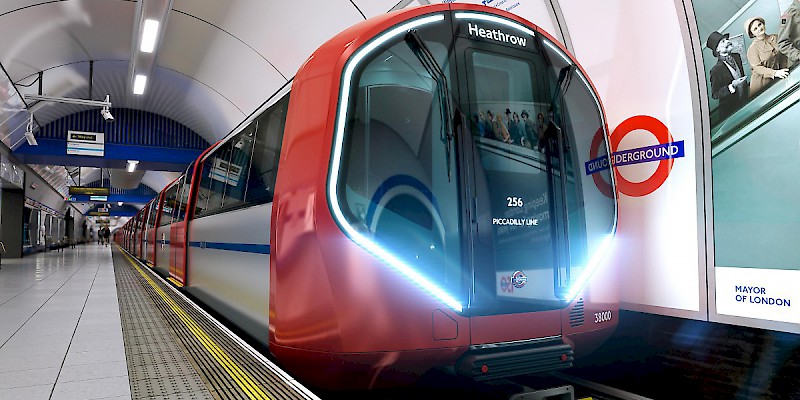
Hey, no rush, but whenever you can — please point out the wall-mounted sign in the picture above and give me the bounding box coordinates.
[89,196,108,202]
[69,186,109,196]
[67,130,105,157]
[89,211,110,216]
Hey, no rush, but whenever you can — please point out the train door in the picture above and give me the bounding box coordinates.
[142,201,153,265]
[453,21,564,342]
[156,180,178,277]
[169,170,192,285]
[147,194,162,266]
[450,13,615,343]
[137,204,147,258]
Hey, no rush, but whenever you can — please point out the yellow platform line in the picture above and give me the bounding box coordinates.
[120,250,271,400]
[167,276,185,287]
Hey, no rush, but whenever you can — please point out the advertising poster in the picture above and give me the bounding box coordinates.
[694,0,800,332]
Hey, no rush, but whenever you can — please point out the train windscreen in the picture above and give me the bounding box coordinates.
[331,11,615,315]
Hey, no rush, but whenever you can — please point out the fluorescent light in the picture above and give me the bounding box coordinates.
[127,160,139,172]
[133,75,147,95]
[140,19,160,53]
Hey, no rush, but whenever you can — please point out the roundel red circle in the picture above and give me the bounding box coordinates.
[589,127,614,199]
[606,115,675,197]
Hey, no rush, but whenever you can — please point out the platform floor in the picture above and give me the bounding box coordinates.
[0,244,131,399]
[0,244,316,400]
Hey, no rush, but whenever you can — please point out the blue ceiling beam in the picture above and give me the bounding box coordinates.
[14,138,202,171]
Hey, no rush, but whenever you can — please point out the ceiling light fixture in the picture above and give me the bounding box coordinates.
[100,94,114,121]
[118,201,124,207]
[133,75,147,95]
[25,93,114,122]
[140,19,160,53]
[126,160,139,172]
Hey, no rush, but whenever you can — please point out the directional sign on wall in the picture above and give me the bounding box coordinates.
[67,131,105,157]
[69,186,110,196]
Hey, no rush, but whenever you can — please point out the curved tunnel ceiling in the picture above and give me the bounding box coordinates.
[0,0,568,199]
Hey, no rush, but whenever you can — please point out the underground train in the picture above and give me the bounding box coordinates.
[117,3,619,390]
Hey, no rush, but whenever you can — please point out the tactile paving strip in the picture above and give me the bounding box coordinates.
[112,247,316,400]
[114,249,215,400]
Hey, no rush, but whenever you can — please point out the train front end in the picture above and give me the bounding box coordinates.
[270,4,618,390]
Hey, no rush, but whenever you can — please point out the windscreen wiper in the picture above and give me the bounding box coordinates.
[405,30,454,181]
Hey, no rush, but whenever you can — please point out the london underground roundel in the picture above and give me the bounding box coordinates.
[588,115,684,197]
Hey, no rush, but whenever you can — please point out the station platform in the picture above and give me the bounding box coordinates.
[0,244,319,400]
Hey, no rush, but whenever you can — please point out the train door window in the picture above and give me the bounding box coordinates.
[148,200,158,228]
[248,94,289,205]
[173,168,193,223]
[459,37,616,313]
[332,20,464,304]
[463,47,564,312]
[161,183,179,226]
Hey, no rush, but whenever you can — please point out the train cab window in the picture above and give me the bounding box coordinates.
[333,27,464,303]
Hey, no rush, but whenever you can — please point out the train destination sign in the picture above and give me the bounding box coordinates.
[465,22,528,47]
[69,186,110,196]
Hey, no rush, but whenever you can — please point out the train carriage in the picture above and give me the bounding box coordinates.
[121,3,618,390]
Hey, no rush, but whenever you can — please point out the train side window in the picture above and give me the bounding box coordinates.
[173,170,192,223]
[248,94,289,205]
[200,143,232,215]
[221,130,254,210]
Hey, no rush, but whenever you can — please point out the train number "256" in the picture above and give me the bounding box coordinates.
[594,311,612,324]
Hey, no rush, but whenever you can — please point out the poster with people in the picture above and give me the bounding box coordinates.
[695,0,800,330]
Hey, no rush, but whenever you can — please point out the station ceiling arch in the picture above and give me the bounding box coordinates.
[0,0,427,204]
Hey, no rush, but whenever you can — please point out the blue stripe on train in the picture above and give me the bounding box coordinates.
[188,241,270,254]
